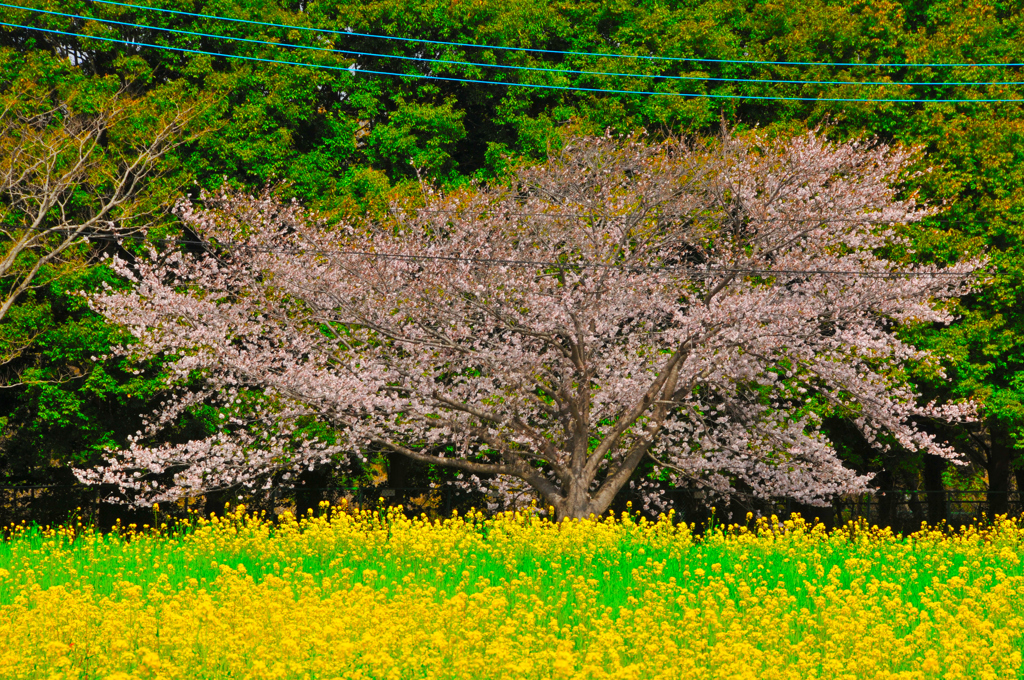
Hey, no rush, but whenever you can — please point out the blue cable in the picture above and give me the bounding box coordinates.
[6,3,1023,86]
[88,0,1024,68]
[6,21,1024,103]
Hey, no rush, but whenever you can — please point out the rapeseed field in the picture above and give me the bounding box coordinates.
[0,503,1021,680]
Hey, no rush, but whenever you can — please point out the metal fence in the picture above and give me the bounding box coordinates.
[0,483,1017,532]
[829,489,1019,533]
[0,483,462,530]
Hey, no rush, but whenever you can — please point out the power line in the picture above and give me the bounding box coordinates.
[294,205,988,226]
[88,0,1024,69]
[397,208,969,224]
[75,232,969,279]
[7,21,1024,103]
[7,4,1024,87]
[19,209,959,224]
[23,214,978,277]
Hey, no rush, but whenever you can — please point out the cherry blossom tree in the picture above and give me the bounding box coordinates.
[78,131,976,518]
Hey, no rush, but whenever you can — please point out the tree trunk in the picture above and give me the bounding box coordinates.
[923,454,947,525]
[386,450,412,507]
[906,488,924,530]
[559,486,598,520]
[295,466,330,518]
[875,470,897,529]
[989,421,1012,518]
[1015,466,1024,518]
[204,487,233,518]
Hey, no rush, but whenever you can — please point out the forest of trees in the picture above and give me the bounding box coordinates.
[1,0,1023,525]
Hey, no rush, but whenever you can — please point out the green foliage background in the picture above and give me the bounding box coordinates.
[1,0,1023,515]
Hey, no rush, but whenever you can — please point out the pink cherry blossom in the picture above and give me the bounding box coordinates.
[77,131,977,519]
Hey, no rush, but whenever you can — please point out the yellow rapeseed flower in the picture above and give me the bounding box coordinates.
[0,508,1021,679]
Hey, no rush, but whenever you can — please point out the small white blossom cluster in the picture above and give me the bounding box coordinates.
[77,131,977,518]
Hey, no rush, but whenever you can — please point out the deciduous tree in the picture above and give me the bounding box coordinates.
[0,70,199,361]
[80,131,975,518]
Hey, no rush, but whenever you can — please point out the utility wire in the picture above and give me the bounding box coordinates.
[254,205,987,226]
[6,4,1024,87]
[88,0,1024,69]
[74,232,969,279]
[24,212,977,276]
[18,209,956,224]
[395,208,962,223]
[7,21,1024,103]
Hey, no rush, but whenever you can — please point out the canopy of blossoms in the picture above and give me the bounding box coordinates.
[79,131,976,518]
